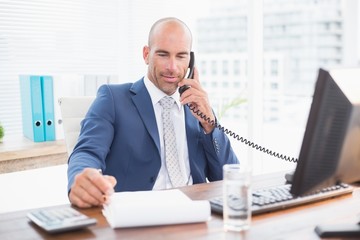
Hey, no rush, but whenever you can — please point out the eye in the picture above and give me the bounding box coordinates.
[156,51,168,57]
[177,54,187,59]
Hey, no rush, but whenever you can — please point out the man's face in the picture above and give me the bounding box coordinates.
[143,23,192,95]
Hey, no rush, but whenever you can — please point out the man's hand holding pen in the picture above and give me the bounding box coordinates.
[69,168,117,208]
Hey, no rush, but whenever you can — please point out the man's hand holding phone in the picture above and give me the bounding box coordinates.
[179,67,216,134]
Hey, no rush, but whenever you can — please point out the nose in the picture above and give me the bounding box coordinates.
[166,57,177,71]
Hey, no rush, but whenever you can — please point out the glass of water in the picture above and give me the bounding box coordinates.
[223,164,252,232]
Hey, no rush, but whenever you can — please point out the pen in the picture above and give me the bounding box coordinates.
[97,169,108,203]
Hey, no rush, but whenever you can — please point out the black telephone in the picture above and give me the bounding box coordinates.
[179,52,297,163]
[179,51,195,95]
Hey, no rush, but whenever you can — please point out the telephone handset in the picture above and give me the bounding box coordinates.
[178,51,195,96]
[179,52,297,163]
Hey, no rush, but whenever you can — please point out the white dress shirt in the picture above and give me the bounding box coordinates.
[143,76,193,189]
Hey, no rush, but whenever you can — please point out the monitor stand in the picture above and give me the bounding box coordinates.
[315,223,360,238]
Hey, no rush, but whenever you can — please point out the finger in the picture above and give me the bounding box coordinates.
[104,175,117,188]
[88,171,115,196]
[101,176,117,204]
[181,78,199,90]
[69,188,96,208]
[70,195,92,208]
[181,90,202,106]
[71,169,105,206]
[69,182,102,207]
[81,176,106,202]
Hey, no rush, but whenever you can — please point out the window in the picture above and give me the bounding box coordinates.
[200,60,207,75]
[261,0,359,173]
[1,0,359,176]
[222,60,229,75]
[234,60,241,75]
[270,59,279,76]
[211,60,218,75]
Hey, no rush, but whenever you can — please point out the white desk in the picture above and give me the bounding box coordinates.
[0,164,69,213]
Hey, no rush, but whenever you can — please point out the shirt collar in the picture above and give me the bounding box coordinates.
[144,75,182,110]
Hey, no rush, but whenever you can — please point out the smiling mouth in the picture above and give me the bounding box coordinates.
[162,74,178,82]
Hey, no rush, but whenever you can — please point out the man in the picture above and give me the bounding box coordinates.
[67,17,239,208]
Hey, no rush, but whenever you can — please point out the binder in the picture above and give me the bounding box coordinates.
[41,76,56,141]
[19,75,45,142]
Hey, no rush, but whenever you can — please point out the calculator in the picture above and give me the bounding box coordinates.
[27,206,97,233]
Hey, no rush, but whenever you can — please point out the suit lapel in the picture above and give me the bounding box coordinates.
[130,79,161,154]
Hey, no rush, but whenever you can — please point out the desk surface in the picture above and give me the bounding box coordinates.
[1,172,359,240]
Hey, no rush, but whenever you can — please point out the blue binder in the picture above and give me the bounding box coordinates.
[19,75,45,142]
[41,76,56,141]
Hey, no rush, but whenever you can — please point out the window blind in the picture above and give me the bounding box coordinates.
[0,0,119,136]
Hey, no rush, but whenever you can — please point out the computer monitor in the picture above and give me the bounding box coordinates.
[290,67,360,196]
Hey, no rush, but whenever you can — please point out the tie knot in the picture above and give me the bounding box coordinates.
[159,96,175,110]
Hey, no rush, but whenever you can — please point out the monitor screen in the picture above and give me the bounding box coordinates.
[290,68,360,196]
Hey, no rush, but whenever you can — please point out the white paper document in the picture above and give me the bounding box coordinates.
[102,189,211,228]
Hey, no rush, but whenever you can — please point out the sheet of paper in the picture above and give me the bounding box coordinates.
[102,189,210,228]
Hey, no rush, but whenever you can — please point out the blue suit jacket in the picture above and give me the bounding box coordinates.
[67,78,238,192]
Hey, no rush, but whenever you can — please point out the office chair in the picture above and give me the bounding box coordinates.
[58,96,95,155]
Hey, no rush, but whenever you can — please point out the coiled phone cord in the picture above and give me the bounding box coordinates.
[187,103,298,163]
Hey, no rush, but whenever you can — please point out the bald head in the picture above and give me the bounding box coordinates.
[148,17,192,48]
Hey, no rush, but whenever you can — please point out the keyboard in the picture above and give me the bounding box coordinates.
[210,183,353,215]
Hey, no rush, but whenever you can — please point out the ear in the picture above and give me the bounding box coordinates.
[143,46,150,65]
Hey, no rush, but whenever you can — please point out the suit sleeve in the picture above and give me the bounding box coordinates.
[200,122,239,181]
[67,85,115,192]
